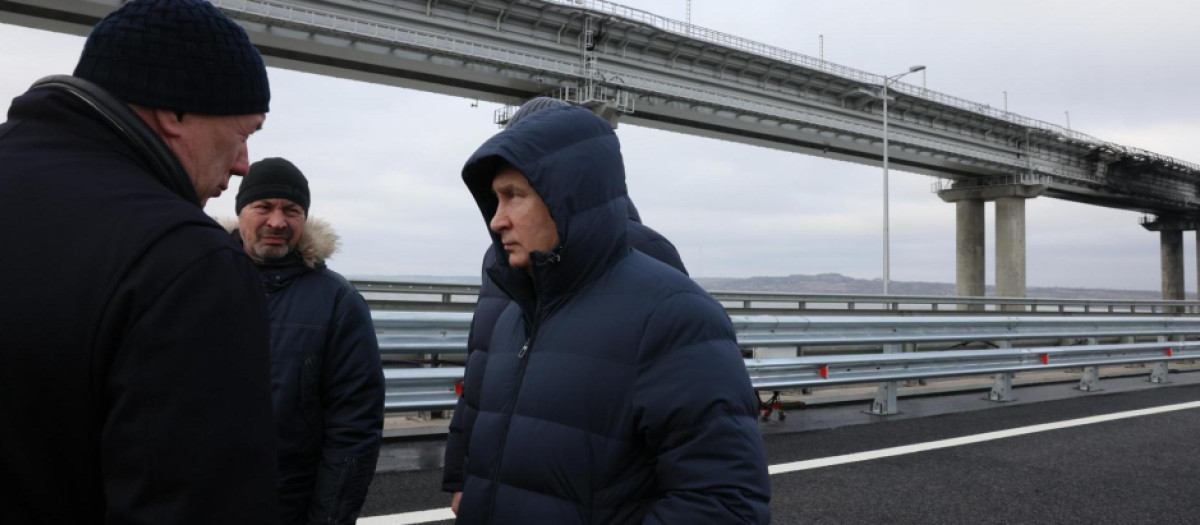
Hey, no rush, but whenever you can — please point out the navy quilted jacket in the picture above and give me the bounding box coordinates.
[455,106,770,524]
[442,210,688,494]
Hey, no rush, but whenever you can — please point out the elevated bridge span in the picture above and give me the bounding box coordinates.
[3,0,1198,215]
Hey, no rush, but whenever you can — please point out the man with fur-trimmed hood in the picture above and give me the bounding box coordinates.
[227,157,384,525]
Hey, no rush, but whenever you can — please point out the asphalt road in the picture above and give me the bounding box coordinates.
[362,373,1200,524]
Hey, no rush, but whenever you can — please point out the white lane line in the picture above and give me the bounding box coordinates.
[769,399,1200,474]
[363,400,1200,524]
[358,508,456,524]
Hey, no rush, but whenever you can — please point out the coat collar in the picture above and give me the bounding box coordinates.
[216,216,339,269]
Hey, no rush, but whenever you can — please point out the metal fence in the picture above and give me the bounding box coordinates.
[379,312,1200,414]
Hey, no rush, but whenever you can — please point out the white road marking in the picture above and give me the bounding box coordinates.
[769,399,1200,474]
[358,508,456,525]
[362,400,1200,524]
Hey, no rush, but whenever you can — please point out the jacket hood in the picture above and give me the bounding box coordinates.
[216,216,339,269]
[462,106,629,305]
[624,195,641,223]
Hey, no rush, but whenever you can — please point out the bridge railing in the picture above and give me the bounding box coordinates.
[217,0,1198,173]
[216,0,582,76]
[379,312,1200,413]
[352,278,1200,315]
[548,0,1199,172]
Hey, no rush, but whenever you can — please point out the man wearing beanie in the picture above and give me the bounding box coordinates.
[0,1,279,523]
[230,158,384,525]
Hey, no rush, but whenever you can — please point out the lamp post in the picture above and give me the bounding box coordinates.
[881,65,925,295]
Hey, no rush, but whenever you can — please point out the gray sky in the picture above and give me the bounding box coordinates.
[2,0,1198,291]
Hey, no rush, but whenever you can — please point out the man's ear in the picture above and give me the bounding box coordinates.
[151,108,187,139]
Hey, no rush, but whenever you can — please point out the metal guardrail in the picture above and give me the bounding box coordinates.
[378,312,1200,413]
[354,278,1200,315]
[372,312,1200,356]
[747,341,1196,389]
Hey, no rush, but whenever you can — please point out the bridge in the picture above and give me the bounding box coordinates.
[4,0,1200,305]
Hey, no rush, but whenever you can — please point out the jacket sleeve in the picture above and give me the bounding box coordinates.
[307,288,385,525]
[102,245,280,525]
[441,304,478,494]
[632,292,771,525]
[444,253,506,493]
[442,295,505,492]
[442,395,470,493]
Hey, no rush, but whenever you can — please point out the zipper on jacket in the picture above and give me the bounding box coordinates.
[483,303,541,523]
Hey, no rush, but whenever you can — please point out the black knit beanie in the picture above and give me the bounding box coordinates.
[73,0,270,115]
[237,158,310,215]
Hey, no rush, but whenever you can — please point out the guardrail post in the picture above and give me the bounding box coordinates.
[989,373,1014,402]
[988,340,1015,402]
[869,344,901,415]
[902,343,925,386]
[1150,336,1170,383]
[1079,337,1102,392]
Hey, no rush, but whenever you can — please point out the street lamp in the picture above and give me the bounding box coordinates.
[881,64,925,295]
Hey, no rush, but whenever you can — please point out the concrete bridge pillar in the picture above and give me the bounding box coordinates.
[1141,216,1197,305]
[936,195,986,310]
[1160,230,1185,301]
[939,181,1045,312]
[995,197,1027,310]
[955,199,986,307]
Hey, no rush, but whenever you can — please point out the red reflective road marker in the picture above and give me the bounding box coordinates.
[819,365,829,379]
[1041,354,1050,364]
[1166,348,1174,357]
[455,381,463,396]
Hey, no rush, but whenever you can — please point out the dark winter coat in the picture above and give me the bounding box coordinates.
[225,218,385,525]
[454,106,770,524]
[442,209,689,494]
[0,77,279,524]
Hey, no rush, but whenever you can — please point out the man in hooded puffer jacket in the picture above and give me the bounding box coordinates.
[441,97,690,513]
[229,158,385,525]
[456,106,771,523]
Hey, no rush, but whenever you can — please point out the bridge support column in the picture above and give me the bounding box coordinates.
[995,197,1027,311]
[1161,230,1185,301]
[954,199,986,310]
[1140,215,1196,309]
[938,182,1045,313]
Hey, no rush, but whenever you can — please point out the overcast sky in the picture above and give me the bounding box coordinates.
[2,0,1198,292]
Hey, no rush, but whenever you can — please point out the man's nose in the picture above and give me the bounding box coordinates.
[266,208,288,229]
[230,143,250,177]
[489,208,510,234]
